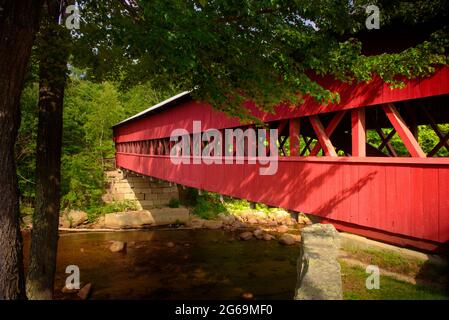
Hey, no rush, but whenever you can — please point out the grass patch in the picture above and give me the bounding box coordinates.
[343,246,424,276]
[340,261,449,300]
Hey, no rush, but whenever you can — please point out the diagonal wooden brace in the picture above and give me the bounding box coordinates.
[382,103,426,158]
[309,115,338,157]
[309,110,347,156]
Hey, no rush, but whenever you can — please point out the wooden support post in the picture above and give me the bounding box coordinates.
[266,127,271,156]
[289,118,300,156]
[164,139,170,155]
[309,116,337,157]
[310,111,346,156]
[277,120,288,136]
[351,108,366,157]
[382,103,426,158]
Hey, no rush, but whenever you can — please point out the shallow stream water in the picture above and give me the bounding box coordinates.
[23,229,299,300]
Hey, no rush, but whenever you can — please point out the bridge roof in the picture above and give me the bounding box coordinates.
[113,91,191,128]
[113,66,449,133]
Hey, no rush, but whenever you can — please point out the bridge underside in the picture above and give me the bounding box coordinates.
[114,69,449,253]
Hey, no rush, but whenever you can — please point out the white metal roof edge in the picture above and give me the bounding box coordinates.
[113,91,191,128]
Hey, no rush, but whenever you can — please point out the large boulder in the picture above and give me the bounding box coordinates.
[279,234,297,245]
[59,210,88,228]
[95,208,189,229]
[203,220,223,229]
[294,224,342,300]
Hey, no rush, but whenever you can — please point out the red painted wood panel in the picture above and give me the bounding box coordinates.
[116,153,449,247]
[114,66,449,142]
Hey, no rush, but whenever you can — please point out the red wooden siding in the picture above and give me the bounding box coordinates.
[116,152,449,248]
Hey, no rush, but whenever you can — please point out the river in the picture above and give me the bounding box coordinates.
[23,229,299,300]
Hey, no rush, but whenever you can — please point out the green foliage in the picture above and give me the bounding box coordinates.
[86,200,139,222]
[168,198,180,208]
[419,124,449,156]
[16,78,170,213]
[192,192,227,219]
[60,152,104,210]
[223,198,251,211]
[17,84,39,205]
[191,191,279,219]
[74,0,448,119]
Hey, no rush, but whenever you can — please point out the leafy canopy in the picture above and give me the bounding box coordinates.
[73,0,449,119]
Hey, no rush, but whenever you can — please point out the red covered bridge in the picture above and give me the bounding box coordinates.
[113,66,449,252]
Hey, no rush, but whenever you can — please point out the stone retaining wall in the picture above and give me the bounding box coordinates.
[105,170,179,209]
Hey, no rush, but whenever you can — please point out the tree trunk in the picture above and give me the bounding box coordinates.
[26,1,69,300]
[0,0,42,300]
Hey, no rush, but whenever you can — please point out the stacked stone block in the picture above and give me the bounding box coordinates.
[105,170,179,210]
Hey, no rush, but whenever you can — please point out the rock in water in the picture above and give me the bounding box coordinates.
[109,241,126,253]
[279,234,296,245]
[239,231,253,241]
[166,241,175,248]
[262,234,275,241]
[242,292,254,300]
[294,224,342,300]
[203,220,223,229]
[253,229,264,239]
[78,283,92,300]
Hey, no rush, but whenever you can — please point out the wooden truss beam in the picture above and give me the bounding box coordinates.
[428,131,449,157]
[382,103,426,158]
[309,116,337,157]
[310,110,347,156]
[375,127,397,157]
[422,108,449,155]
[300,136,314,156]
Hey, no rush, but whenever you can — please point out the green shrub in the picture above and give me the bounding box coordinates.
[168,198,180,208]
[223,198,251,211]
[192,192,227,220]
